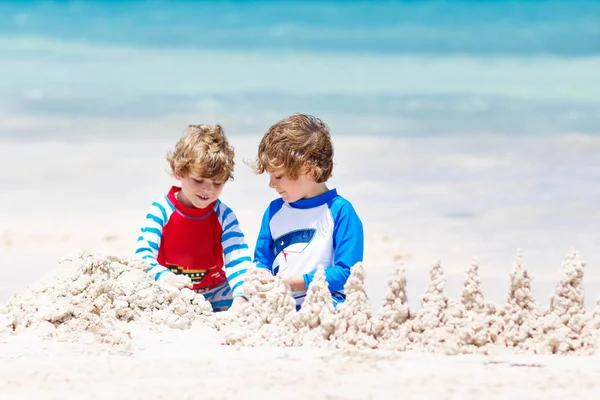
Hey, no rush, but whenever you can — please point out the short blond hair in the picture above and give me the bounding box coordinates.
[253,113,333,183]
[167,124,235,182]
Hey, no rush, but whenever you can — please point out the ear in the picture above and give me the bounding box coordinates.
[174,172,183,181]
[301,162,316,181]
[300,162,309,174]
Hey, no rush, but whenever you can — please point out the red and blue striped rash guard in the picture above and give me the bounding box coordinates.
[135,186,251,297]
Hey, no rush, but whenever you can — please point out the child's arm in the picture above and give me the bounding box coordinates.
[253,205,276,274]
[302,199,364,292]
[135,198,176,282]
[217,202,254,297]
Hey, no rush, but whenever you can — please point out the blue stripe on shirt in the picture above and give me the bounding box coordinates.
[152,201,168,224]
[222,230,244,242]
[146,213,164,227]
[224,243,249,255]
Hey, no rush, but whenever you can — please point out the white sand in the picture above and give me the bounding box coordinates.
[2,252,600,399]
[2,136,600,398]
[2,341,600,400]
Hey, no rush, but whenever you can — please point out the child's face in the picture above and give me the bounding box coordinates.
[268,168,316,203]
[176,173,225,209]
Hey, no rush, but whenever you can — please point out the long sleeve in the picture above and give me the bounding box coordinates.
[253,204,276,273]
[216,201,253,297]
[135,197,175,282]
[303,199,364,292]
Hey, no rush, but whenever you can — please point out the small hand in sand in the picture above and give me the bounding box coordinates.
[228,296,248,314]
[255,268,275,283]
[255,271,305,292]
[164,273,193,290]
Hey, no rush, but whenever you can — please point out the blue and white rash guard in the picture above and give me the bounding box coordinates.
[253,188,364,308]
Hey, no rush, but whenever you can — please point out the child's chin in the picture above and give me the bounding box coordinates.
[193,199,213,208]
[282,195,297,203]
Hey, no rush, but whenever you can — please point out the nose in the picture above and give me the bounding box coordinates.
[199,180,214,193]
[269,176,276,189]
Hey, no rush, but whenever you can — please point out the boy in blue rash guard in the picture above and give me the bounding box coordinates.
[250,113,364,310]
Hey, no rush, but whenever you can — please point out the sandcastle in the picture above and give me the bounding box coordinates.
[1,249,599,356]
[227,249,600,355]
[0,254,215,346]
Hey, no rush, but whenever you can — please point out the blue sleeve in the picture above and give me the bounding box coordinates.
[303,198,364,292]
[216,201,253,297]
[253,202,278,273]
[135,196,176,282]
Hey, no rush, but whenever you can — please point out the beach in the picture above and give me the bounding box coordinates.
[2,340,600,400]
[2,1,600,398]
[2,135,600,399]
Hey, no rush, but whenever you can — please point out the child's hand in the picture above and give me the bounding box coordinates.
[286,276,307,292]
[164,273,193,290]
[255,268,275,283]
[229,296,248,313]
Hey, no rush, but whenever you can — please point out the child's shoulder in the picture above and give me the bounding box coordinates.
[257,197,286,223]
[141,192,176,227]
[146,187,176,209]
[327,192,361,220]
[327,191,353,207]
[265,196,286,213]
[267,196,285,208]
[146,193,175,213]
[212,199,244,224]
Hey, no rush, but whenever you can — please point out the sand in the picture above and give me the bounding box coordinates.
[2,249,600,399]
[2,136,600,398]
[0,252,600,399]
[2,341,600,400]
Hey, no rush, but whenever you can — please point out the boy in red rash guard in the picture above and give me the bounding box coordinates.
[135,124,252,311]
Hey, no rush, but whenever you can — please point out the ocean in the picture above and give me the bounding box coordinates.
[1,0,599,141]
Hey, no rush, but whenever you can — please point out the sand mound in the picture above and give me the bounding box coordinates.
[527,250,595,354]
[2,249,599,356]
[292,264,337,346]
[330,262,379,349]
[0,254,214,346]
[221,265,299,347]
[374,261,411,350]
[222,249,600,355]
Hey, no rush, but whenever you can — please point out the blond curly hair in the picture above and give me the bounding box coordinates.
[252,113,333,183]
[167,124,235,182]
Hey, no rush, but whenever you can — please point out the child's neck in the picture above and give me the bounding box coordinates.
[303,182,329,199]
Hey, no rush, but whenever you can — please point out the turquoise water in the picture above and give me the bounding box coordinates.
[2,1,600,55]
[0,0,599,140]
